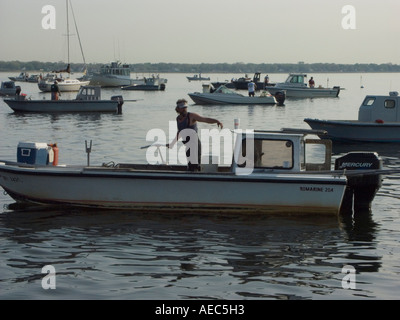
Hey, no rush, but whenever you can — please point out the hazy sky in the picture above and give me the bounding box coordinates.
[0,0,399,64]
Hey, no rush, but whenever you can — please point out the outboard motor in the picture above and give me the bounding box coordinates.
[274,90,286,106]
[335,152,383,214]
[111,95,124,114]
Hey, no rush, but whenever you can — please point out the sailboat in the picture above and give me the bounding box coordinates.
[38,0,89,92]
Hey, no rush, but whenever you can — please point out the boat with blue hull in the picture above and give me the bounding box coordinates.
[3,86,124,113]
[305,91,400,142]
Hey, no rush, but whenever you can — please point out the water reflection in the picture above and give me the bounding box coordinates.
[339,211,381,273]
[0,204,382,299]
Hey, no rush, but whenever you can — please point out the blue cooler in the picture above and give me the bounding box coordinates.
[17,142,50,165]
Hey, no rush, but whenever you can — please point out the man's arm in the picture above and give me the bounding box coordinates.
[190,113,223,128]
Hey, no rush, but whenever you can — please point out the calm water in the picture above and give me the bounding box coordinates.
[1,72,400,300]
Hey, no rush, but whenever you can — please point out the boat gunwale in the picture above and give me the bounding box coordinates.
[305,118,400,127]
[0,161,347,185]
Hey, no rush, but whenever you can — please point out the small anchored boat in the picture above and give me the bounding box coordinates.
[0,129,383,215]
[8,72,29,82]
[122,77,166,91]
[305,91,400,142]
[3,86,124,113]
[266,73,340,98]
[89,61,131,87]
[188,84,285,105]
[232,72,275,90]
[187,73,210,81]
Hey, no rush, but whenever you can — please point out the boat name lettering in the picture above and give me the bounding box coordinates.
[300,186,323,192]
[339,162,373,169]
[300,186,334,192]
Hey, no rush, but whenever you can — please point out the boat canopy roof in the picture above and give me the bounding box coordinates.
[232,129,332,174]
[359,91,400,122]
[76,86,101,100]
[285,73,308,84]
[100,62,130,76]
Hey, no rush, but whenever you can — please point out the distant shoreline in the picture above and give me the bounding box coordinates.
[1,61,399,74]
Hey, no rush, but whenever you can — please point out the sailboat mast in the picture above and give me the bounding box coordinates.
[66,0,70,67]
[70,0,87,71]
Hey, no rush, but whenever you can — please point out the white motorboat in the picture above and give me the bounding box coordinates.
[27,75,39,83]
[305,91,400,142]
[266,73,340,98]
[89,62,131,87]
[8,72,29,82]
[0,129,384,215]
[187,73,210,81]
[0,81,19,96]
[188,84,284,105]
[3,86,124,113]
[122,77,166,91]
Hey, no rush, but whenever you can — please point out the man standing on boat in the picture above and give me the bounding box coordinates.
[248,80,256,97]
[167,99,223,171]
[308,77,315,88]
[264,75,269,89]
[50,80,61,100]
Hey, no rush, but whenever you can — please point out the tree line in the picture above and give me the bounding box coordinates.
[1,60,399,74]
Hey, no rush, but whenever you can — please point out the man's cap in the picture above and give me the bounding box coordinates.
[177,102,188,108]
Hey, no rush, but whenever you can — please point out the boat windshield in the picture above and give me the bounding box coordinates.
[239,138,294,169]
[101,66,130,76]
[215,86,240,95]
[288,75,305,84]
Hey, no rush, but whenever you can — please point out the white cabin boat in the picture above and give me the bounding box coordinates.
[3,86,124,113]
[188,84,284,105]
[0,130,383,215]
[122,77,166,91]
[266,73,340,98]
[305,92,400,142]
[89,62,131,87]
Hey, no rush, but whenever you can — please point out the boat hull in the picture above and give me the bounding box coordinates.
[188,93,276,105]
[3,99,120,113]
[122,84,165,91]
[267,86,340,98]
[89,74,131,87]
[38,80,90,92]
[305,118,400,142]
[0,163,346,215]
[187,77,210,81]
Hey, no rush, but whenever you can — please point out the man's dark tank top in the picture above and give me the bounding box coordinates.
[177,112,198,144]
[177,112,198,133]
